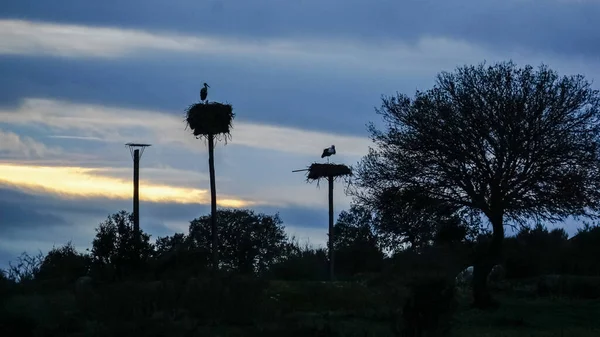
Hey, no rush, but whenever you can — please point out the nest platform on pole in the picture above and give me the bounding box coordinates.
[295,162,352,281]
[185,102,234,139]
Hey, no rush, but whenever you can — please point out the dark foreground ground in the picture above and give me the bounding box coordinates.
[1,277,599,336]
[453,292,599,336]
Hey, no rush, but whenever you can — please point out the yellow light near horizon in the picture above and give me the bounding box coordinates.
[0,163,253,207]
[218,199,250,208]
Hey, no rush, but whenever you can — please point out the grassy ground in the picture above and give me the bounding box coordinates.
[2,279,599,336]
[452,294,600,336]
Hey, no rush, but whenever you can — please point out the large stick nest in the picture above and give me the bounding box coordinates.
[306,163,352,182]
[185,102,235,140]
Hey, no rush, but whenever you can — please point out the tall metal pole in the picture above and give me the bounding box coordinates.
[328,175,335,281]
[133,149,140,244]
[125,143,150,249]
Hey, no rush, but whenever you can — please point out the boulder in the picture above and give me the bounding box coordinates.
[537,274,562,297]
[74,275,96,311]
[455,264,506,289]
[455,266,473,287]
[75,276,94,294]
[487,264,506,283]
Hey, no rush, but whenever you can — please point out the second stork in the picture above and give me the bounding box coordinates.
[321,145,336,162]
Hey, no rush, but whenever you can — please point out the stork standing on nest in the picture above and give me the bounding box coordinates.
[200,83,210,103]
[321,145,336,162]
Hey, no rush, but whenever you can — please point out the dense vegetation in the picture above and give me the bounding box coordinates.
[2,209,600,336]
[2,61,600,336]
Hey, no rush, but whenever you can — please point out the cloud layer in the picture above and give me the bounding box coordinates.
[1,0,598,58]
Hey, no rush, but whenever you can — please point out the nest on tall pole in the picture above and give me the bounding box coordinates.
[185,102,235,141]
[306,163,352,184]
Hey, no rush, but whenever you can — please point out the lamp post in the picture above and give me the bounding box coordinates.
[125,143,151,244]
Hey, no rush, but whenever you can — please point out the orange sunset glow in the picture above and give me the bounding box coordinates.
[0,163,253,208]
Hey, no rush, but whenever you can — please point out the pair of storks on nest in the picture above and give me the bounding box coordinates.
[201,82,336,161]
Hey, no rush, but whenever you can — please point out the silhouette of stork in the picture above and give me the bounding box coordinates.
[321,145,336,162]
[200,83,210,102]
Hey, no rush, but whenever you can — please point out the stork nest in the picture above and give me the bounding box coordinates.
[306,163,352,182]
[185,102,235,140]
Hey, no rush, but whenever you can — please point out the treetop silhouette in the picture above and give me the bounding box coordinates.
[353,60,600,308]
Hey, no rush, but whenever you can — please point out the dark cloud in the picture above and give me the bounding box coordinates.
[0,188,70,235]
[0,184,333,241]
[1,0,598,58]
[255,205,332,230]
[6,187,331,230]
[141,202,209,224]
[137,201,333,232]
[0,54,404,136]
[0,187,114,218]
[0,248,16,270]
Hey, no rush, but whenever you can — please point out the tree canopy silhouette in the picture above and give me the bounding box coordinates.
[36,242,90,284]
[353,61,600,308]
[188,209,289,274]
[333,204,385,276]
[374,186,482,252]
[91,210,153,280]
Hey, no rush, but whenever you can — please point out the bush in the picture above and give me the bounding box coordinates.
[0,292,83,336]
[267,280,389,316]
[193,272,270,325]
[37,242,91,286]
[90,211,154,282]
[256,280,397,336]
[6,252,43,284]
[0,269,14,301]
[151,233,209,281]
[504,225,569,279]
[384,246,462,336]
[267,246,329,281]
[400,272,458,337]
[84,272,269,327]
[564,224,600,276]
[537,275,600,299]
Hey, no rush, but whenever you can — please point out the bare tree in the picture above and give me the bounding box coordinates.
[352,61,600,308]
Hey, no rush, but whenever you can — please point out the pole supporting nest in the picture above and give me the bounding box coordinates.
[184,100,235,272]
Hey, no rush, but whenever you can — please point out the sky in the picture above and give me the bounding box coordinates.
[0,0,599,268]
